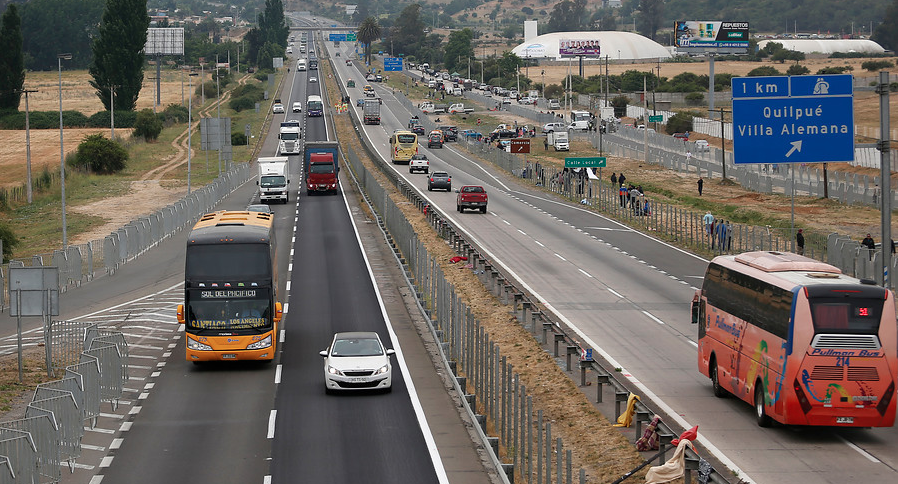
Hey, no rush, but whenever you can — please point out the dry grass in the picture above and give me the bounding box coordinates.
[324,60,647,483]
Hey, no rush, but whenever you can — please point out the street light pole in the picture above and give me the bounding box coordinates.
[17,89,38,204]
[110,84,118,140]
[188,72,198,194]
[58,53,72,248]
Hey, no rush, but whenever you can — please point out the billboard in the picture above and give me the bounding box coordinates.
[675,21,749,54]
[559,39,601,58]
[145,28,185,55]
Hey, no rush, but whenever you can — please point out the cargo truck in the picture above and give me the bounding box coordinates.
[303,141,340,195]
[363,99,381,125]
[547,130,569,151]
[257,156,290,203]
[277,121,302,155]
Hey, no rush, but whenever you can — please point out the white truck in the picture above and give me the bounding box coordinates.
[277,121,302,155]
[419,101,447,114]
[547,131,569,151]
[447,103,474,114]
[257,156,290,203]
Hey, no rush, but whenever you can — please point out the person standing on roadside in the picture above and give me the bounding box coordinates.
[703,211,714,236]
[862,233,876,260]
[697,177,704,196]
[611,172,617,186]
[796,229,805,255]
[619,172,627,186]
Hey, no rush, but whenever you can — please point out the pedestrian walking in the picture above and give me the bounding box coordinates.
[697,177,704,196]
[544,137,548,150]
[796,229,805,255]
[619,173,627,186]
[619,184,628,207]
[611,173,618,186]
[717,220,728,251]
[686,150,693,163]
[726,220,733,251]
[862,233,876,259]
[702,211,714,236]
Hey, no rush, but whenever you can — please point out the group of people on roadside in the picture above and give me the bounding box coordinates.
[702,212,733,251]
[609,173,650,216]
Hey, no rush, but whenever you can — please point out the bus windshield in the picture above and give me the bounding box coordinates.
[185,288,272,331]
[308,101,323,111]
[186,244,271,281]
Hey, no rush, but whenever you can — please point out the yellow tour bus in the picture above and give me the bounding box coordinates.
[177,210,282,362]
[390,130,418,164]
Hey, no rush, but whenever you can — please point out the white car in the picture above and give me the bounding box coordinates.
[272,102,285,114]
[543,122,566,133]
[320,332,394,394]
[309,76,318,83]
[694,139,711,152]
[292,102,302,113]
[569,120,591,131]
[409,153,429,174]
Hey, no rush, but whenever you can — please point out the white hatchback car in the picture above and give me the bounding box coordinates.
[292,102,302,112]
[309,76,318,83]
[320,332,394,393]
[272,102,285,114]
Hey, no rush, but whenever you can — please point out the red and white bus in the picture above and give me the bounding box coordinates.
[692,251,897,427]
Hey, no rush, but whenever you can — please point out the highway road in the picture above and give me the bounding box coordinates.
[326,36,898,484]
[0,25,494,484]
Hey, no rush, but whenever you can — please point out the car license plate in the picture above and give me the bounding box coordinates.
[221,354,237,359]
[836,417,854,424]
[350,378,368,383]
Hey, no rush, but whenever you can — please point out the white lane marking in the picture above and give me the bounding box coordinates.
[280,330,285,343]
[534,240,545,247]
[340,193,450,484]
[502,219,511,225]
[89,476,104,484]
[290,248,294,257]
[267,410,277,439]
[607,288,623,298]
[517,229,526,235]
[82,444,106,451]
[288,262,293,271]
[642,311,666,326]
[128,407,141,415]
[263,476,272,484]
[99,456,113,468]
[283,302,289,314]
[554,253,566,261]
[275,364,283,384]
[286,281,291,291]
[838,435,880,462]
[578,268,593,278]
[110,438,124,450]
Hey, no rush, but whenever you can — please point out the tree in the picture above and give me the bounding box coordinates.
[873,0,898,50]
[19,0,104,70]
[444,28,474,74]
[245,0,288,68]
[636,0,664,41]
[861,60,895,71]
[71,133,128,174]
[0,4,24,110]
[786,64,811,76]
[0,221,19,263]
[546,0,587,33]
[747,66,782,76]
[132,109,163,141]
[388,4,426,58]
[666,112,694,135]
[357,17,382,65]
[89,0,149,112]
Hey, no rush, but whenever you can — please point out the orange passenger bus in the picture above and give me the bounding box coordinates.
[692,251,897,427]
[177,211,282,362]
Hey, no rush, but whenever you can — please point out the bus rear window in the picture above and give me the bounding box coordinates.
[808,298,884,334]
[397,134,416,144]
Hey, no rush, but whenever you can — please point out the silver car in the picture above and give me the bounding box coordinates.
[427,171,451,191]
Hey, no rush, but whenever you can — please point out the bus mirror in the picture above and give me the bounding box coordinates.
[691,300,699,324]
[274,302,283,323]
[177,304,185,324]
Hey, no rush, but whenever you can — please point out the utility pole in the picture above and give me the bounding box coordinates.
[718,107,729,180]
[878,71,892,287]
[17,89,38,204]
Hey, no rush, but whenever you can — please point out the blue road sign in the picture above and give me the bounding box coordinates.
[732,74,854,164]
[384,57,403,71]
[329,33,347,41]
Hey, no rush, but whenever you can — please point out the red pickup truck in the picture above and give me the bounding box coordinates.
[456,185,488,213]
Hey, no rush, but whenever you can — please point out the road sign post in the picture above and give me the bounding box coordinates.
[384,57,403,71]
[732,74,854,164]
[510,138,531,154]
[648,115,663,123]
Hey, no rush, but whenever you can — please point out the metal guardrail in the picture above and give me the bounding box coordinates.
[337,67,726,482]
[0,325,128,482]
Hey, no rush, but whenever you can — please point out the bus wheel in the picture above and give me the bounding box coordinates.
[710,361,727,398]
[755,383,772,427]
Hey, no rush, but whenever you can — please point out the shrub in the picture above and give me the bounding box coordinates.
[861,60,894,72]
[70,133,128,174]
[232,83,264,101]
[666,112,694,134]
[132,109,163,141]
[229,95,256,112]
[197,81,219,98]
[610,95,629,118]
[816,66,852,75]
[747,66,781,77]
[0,221,20,263]
[161,104,189,124]
[86,110,138,128]
[685,92,705,106]
[254,71,270,82]
[231,131,248,145]
[786,64,810,76]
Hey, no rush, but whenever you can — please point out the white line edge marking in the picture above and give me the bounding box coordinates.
[534,240,545,247]
[607,288,623,298]
[263,476,272,484]
[838,435,880,462]
[340,192,450,484]
[274,364,282,384]
[578,268,593,278]
[554,253,566,261]
[267,410,277,439]
[642,311,666,325]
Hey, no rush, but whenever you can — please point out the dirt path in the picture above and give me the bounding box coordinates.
[69,74,253,245]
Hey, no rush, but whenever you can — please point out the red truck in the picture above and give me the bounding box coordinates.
[303,141,339,195]
[456,185,488,213]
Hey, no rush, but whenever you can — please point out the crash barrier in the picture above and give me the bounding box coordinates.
[0,325,127,482]
[0,162,251,314]
[336,74,729,482]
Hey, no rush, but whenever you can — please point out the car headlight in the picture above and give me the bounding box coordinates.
[327,365,344,376]
[246,335,272,350]
[187,338,213,351]
[374,364,390,375]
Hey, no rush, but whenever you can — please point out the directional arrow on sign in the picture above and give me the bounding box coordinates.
[785,141,802,158]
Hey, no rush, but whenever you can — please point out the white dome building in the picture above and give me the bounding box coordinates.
[757,39,885,55]
[512,31,672,61]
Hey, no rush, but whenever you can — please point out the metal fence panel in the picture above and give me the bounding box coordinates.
[0,429,37,484]
[0,415,60,484]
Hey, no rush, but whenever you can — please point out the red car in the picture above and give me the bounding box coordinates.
[456,185,488,213]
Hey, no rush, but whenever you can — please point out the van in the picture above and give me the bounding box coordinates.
[547,99,561,109]
[569,120,590,131]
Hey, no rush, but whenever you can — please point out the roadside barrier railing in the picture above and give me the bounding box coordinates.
[1,326,128,482]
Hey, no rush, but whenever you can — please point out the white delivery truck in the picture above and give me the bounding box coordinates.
[547,131,569,151]
[257,156,290,203]
[277,121,302,155]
